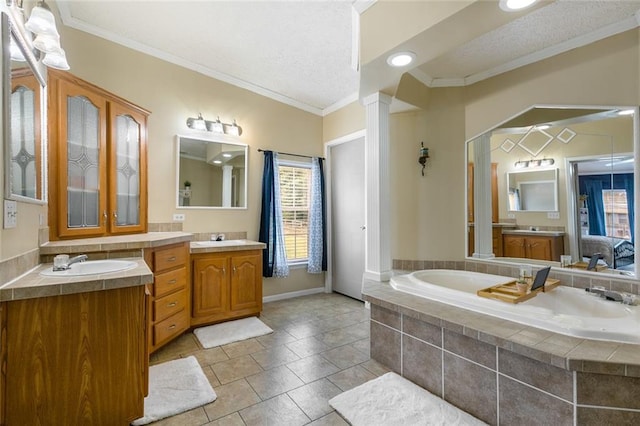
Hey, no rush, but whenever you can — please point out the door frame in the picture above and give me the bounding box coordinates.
[324,129,367,294]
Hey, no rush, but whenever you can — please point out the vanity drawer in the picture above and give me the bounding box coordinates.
[154,288,188,322]
[153,309,189,346]
[154,245,188,273]
[154,267,186,298]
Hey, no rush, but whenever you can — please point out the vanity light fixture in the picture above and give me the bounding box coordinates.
[387,51,416,67]
[499,0,538,12]
[540,158,555,167]
[17,0,70,70]
[186,113,243,136]
[514,160,529,169]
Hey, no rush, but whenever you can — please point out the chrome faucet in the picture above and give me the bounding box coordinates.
[586,286,637,305]
[53,254,88,271]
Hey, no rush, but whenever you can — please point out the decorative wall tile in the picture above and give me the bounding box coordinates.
[499,376,573,426]
[402,335,442,396]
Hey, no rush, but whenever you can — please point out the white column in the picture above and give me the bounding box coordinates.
[222,165,233,207]
[473,133,494,258]
[362,92,393,281]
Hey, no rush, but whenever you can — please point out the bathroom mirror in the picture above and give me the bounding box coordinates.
[507,169,558,212]
[176,135,247,209]
[2,11,47,203]
[467,105,637,277]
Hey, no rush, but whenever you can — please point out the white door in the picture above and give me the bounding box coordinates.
[330,136,365,300]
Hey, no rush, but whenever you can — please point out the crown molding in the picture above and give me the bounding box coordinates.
[322,92,359,116]
[417,14,639,89]
[56,3,325,116]
[352,0,377,15]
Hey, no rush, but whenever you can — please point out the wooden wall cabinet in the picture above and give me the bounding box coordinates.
[3,286,146,424]
[503,234,564,261]
[144,242,191,353]
[191,250,262,327]
[468,225,505,257]
[48,70,149,240]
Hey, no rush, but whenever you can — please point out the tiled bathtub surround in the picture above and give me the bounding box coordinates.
[392,258,640,295]
[364,286,640,425]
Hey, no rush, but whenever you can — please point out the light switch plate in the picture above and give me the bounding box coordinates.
[547,211,560,219]
[172,213,185,222]
[4,199,17,229]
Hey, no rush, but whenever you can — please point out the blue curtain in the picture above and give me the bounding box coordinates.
[258,151,289,277]
[307,157,327,273]
[579,173,635,240]
[584,179,606,236]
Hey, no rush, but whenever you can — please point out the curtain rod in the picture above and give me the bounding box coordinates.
[257,149,324,160]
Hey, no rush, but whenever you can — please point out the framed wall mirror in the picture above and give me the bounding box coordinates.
[2,11,47,203]
[507,169,558,212]
[467,105,637,277]
[176,135,248,209]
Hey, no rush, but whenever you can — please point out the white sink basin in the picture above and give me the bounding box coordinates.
[192,240,246,247]
[40,260,138,277]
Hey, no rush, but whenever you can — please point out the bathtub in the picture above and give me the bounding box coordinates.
[390,269,640,343]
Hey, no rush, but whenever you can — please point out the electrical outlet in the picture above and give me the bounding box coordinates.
[547,211,560,219]
[172,213,185,222]
[4,200,17,229]
[507,213,515,219]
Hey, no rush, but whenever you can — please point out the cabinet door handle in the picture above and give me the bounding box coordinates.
[167,302,177,307]
[222,268,226,274]
[233,266,237,273]
[168,324,176,330]
[168,279,177,284]
[103,210,108,224]
[167,256,176,262]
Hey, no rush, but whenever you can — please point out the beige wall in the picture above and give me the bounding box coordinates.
[322,100,365,143]
[390,29,640,262]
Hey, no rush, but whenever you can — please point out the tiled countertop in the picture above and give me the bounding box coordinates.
[39,232,194,255]
[190,239,266,253]
[0,258,152,302]
[362,278,640,376]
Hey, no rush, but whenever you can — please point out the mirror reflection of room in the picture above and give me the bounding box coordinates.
[468,107,635,275]
[177,136,247,208]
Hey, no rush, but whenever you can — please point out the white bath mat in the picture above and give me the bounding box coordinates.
[329,372,487,426]
[194,316,273,349]
[131,356,216,425]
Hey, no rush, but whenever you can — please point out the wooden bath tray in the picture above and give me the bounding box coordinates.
[477,279,560,304]
[566,261,608,272]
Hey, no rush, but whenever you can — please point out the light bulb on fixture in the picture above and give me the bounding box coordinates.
[227,119,241,136]
[514,160,529,169]
[209,116,224,133]
[186,113,207,131]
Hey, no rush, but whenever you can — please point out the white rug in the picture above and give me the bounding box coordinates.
[329,372,487,426]
[131,356,216,425]
[194,316,273,349]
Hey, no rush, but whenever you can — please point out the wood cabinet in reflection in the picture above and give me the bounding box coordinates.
[467,163,499,223]
[503,234,564,261]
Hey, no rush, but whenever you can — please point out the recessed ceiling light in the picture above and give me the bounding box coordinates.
[499,0,537,12]
[387,51,416,67]
[618,109,634,116]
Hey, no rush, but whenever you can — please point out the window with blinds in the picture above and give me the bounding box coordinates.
[278,163,311,262]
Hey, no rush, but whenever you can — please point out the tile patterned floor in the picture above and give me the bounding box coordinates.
[148,292,388,425]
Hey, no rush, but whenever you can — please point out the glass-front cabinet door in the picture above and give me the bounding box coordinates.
[49,70,148,240]
[57,79,108,238]
[109,102,147,234]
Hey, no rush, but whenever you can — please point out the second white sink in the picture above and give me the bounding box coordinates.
[40,260,138,277]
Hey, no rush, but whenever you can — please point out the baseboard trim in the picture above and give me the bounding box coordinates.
[263,287,326,303]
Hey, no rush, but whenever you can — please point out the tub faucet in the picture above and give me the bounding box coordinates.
[585,287,637,305]
[53,254,88,271]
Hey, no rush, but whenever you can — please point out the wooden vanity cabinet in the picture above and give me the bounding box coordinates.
[503,234,564,261]
[144,242,191,353]
[48,70,149,241]
[191,250,262,327]
[3,286,146,424]
[468,225,505,257]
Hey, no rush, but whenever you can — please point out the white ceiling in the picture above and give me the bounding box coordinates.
[55,1,640,116]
